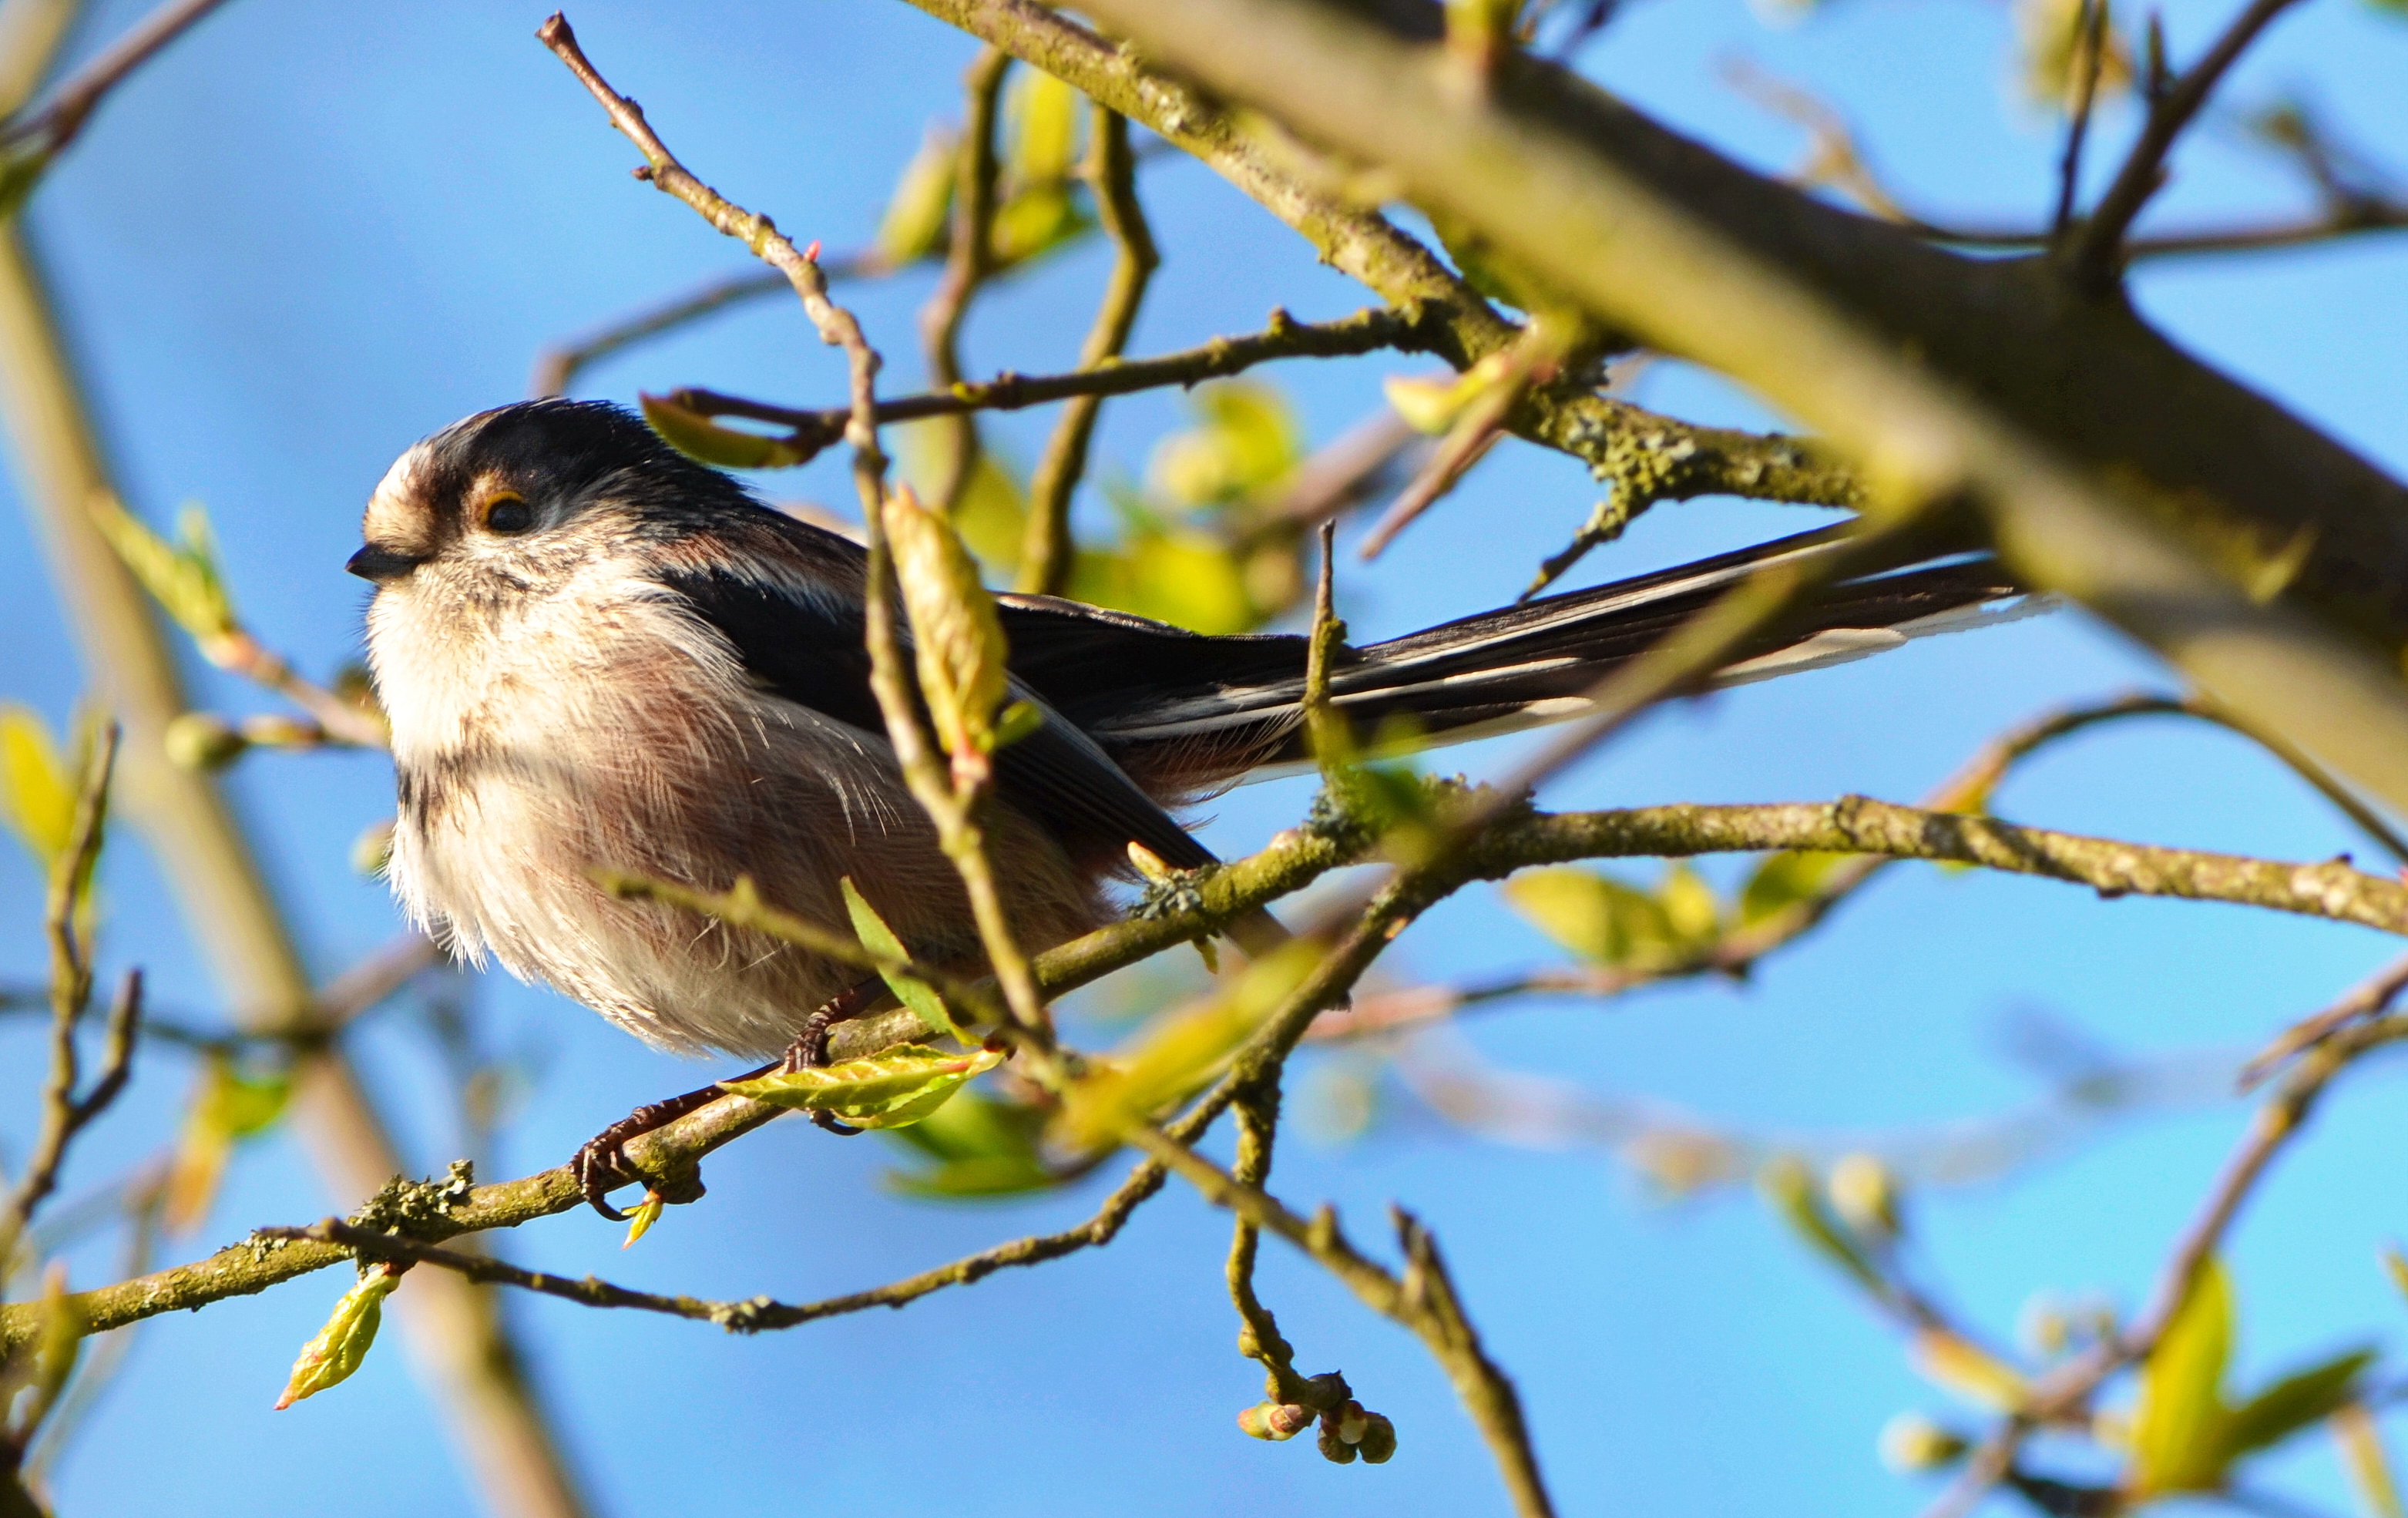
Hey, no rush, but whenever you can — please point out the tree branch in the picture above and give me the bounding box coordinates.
[2067,0,2307,283]
[1060,0,2408,830]
[1016,103,1155,593]
[529,250,889,398]
[919,47,1010,516]
[666,304,1432,458]
[0,0,229,161]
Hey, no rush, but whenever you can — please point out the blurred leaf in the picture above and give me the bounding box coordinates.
[991,70,1093,268]
[1658,861,1720,943]
[1004,68,1082,185]
[2336,1402,2406,1518]
[876,123,956,267]
[841,875,967,1043]
[990,183,1092,269]
[1759,1154,1888,1298]
[1070,530,1257,635]
[165,1056,293,1234]
[1826,1151,1902,1241]
[1503,865,1724,969]
[882,1083,1058,1197]
[89,495,237,646]
[640,392,808,470]
[1910,1330,2030,1414]
[2383,1242,2408,1301]
[884,484,1011,769]
[2222,1347,2375,1462]
[1738,850,1851,926]
[1148,381,1303,509]
[723,1044,1005,1130]
[1382,353,1515,436]
[2017,0,2134,110]
[274,1266,399,1409]
[2130,1257,2235,1495]
[893,419,1028,574]
[0,703,74,865]
[1053,939,1321,1153]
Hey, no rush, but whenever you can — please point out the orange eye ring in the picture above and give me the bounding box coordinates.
[481,492,533,535]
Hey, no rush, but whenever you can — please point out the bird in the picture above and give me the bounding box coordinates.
[351,398,2027,1214]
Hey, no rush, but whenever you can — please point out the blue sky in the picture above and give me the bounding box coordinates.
[3,2,2407,1515]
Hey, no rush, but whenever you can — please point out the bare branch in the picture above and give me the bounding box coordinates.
[667,304,1430,459]
[1016,103,1156,593]
[0,0,229,160]
[529,252,888,398]
[921,47,1011,516]
[2067,0,2308,282]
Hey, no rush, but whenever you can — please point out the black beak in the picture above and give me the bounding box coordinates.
[348,543,425,583]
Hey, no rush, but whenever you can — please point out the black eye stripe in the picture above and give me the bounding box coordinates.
[484,495,533,534]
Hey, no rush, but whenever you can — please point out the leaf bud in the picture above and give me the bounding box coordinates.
[1238,1401,1314,1441]
[1334,1399,1371,1445]
[1317,1419,1359,1464]
[1355,1412,1398,1464]
[1826,1151,1902,1241]
[164,711,246,771]
[1877,1412,1969,1473]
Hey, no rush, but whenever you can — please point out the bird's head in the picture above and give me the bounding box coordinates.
[351,398,747,604]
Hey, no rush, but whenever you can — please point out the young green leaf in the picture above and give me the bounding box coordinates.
[621,1192,666,1250]
[274,1266,401,1409]
[639,392,810,470]
[88,495,239,647]
[165,1055,294,1234]
[1737,850,1852,927]
[840,875,966,1043]
[0,704,74,865]
[1052,939,1320,1153]
[2221,1347,2374,1463]
[1147,381,1303,508]
[2129,1257,2236,1495]
[722,1044,1005,1130]
[1502,865,1678,967]
[1758,1154,1888,1298]
[1909,1330,2030,1414]
[882,483,1012,773]
[875,123,956,267]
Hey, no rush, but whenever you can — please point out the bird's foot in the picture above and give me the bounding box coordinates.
[570,1080,752,1221]
[777,979,884,1137]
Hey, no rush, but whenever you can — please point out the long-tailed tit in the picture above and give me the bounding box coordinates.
[353,400,2025,1213]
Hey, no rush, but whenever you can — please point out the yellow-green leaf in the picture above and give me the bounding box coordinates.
[1380,354,1514,437]
[1911,1329,2030,1414]
[1502,865,1677,967]
[883,484,1011,765]
[165,1056,293,1234]
[1657,861,1720,945]
[0,704,75,865]
[2131,1257,2236,1495]
[1147,381,1302,508]
[2222,1347,2374,1462]
[275,1266,400,1409]
[88,494,237,644]
[1738,850,1851,926]
[1759,1154,1886,1298]
[1070,530,1257,636]
[723,1044,1005,1130]
[639,391,808,470]
[881,1083,1056,1198]
[875,124,956,267]
[1053,939,1320,1153]
[622,1193,665,1249]
[840,875,966,1043]
[1003,68,1083,188]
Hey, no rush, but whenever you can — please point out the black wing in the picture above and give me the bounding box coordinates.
[660,564,1218,871]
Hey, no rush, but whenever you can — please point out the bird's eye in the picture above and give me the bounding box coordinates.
[482,493,533,535]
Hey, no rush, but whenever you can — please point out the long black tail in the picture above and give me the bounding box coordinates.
[998,526,2030,800]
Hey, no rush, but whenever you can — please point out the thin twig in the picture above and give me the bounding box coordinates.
[0,0,228,157]
[1125,1123,1557,1518]
[1016,103,1156,594]
[529,251,886,398]
[2067,0,2307,282]
[921,47,1010,517]
[667,304,1427,462]
[2,725,133,1272]
[2238,949,2408,1088]
[2051,0,2111,237]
